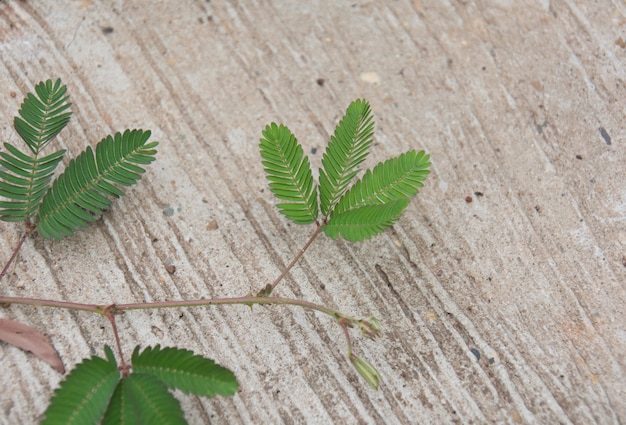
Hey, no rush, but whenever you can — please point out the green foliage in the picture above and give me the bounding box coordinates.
[2,85,431,419]
[0,78,158,238]
[0,78,70,222]
[259,123,318,224]
[131,345,239,397]
[44,346,238,425]
[260,99,431,241]
[332,150,431,214]
[323,199,410,242]
[319,99,374,216]
[102,374,185,425]
[13,78,72,154]
[42,346,120,425]
[326,150,430,240]
[37,130,158,239]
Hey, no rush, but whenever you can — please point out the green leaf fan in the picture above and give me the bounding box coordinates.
[102,374,185,425]
[260,99,431,242]
[14,78,72,154]
[324,150,430,241]
[42,346,120,425]
[131,345,239,397]
[0,78,159,239]
[36,129,158,239]
[0,78,70,222]
[319,99,374,217]
[259,123,318,224]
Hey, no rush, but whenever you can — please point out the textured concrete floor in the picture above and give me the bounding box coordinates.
[1,1,625,423]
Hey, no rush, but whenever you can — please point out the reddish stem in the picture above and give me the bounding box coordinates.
[0,226,33,282]
[270,222,322,291]
[0,294,340,318]
[104,307,128,374]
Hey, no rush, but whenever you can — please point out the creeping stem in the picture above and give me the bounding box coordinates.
[0,293,355,323]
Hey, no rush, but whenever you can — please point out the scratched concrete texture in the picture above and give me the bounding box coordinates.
[0,1,625,424]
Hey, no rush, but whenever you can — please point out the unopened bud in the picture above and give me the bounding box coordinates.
[358,317,381,340]
[349,353,380,389]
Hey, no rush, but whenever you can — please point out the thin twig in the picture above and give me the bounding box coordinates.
[104,307,127,373]
[0,230,30,282]
[0,294,344,320]
[338,317,354,355]
[270,222,322,290]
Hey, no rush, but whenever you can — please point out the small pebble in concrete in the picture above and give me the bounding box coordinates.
[360,71,380,84]
[163,205,175,216]
[598,127,611,145]
[471,348,481,361]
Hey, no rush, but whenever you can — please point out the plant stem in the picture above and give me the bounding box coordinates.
[0,230,30,282]
[270,222,322,291]
[104,308,127,373]
[0,294,343,320]
[0,293,367,362]
[339,318,354,355]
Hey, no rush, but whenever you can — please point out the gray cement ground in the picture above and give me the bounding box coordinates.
[0,1,625,423]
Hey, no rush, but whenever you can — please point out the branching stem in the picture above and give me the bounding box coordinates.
[0,293,343,319]
[270,222,322,290]
[0,221,368,366]
[0,292,369,365]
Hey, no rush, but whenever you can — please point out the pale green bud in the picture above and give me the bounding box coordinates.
[349,353,380,389]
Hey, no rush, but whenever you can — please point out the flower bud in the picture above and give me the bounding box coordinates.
[358,317,381,340]
[349,353,380,389]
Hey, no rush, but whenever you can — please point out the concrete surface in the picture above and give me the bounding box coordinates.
[1,0,625,423]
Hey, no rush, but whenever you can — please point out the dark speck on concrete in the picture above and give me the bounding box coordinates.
[599,127,611,145]
[163,205,175,217]
[102,26,114,35]
[470,348,481,361]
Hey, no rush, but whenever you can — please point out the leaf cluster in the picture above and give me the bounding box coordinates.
[0,78,158,239]
[42,345,238,425]
[1,83,432,420]
[260,99,431,241]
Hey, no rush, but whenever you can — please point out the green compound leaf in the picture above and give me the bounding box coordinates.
[13,78,72,154]
[319,99,374,217]
[36,129,158,239]
[131,345,238,397]
[323,199,410,241]
[42,348,120,425]
[323,150,430,241]
[102,373,185,425]
[259,123,318,224]
[0,79,70,222]
[0,144,65,222]
[332,150,431,216]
